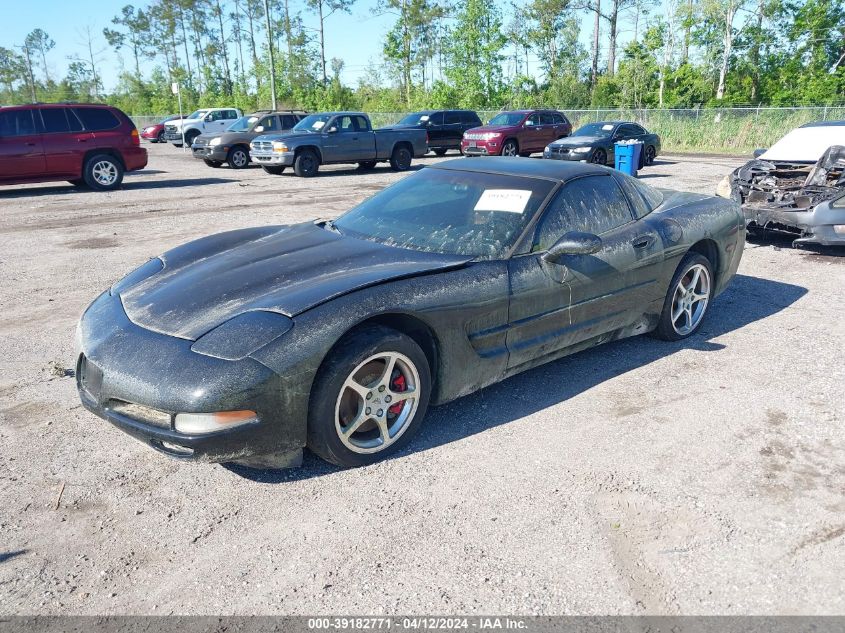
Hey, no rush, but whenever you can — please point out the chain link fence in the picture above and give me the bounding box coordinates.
[132,107,845,154]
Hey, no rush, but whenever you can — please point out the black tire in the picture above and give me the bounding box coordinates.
[433,148,448,156]
[294,149,320,177]
[501,139,518,157]
[307,325,431,468]
[82,154,124,191]
[591,148,607,165]
[204,159,223,168]
[227,146,250,169]
[357,160,377,170]
[184,130,200,147]
[643,145,656,166]
[652,253,714,341]
[156,130,166,144]
[389,145,413,171]
[262,165,286,175]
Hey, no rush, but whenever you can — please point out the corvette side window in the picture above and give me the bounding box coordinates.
[613,173,652,219]
[534,176,634,250]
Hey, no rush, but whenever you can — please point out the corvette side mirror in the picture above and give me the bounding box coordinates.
[542,231,602,264]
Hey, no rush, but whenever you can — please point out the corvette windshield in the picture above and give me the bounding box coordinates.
[573,123,615,137]
[488,112,526,126]
[293,114,333,132]
[334,168,555,259]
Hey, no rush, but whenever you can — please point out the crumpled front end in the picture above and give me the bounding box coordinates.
[730,145,845,245]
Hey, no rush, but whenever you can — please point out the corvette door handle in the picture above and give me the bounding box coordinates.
[632,235,655,249]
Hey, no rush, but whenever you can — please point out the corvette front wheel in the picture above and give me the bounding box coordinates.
[308,326,431,467]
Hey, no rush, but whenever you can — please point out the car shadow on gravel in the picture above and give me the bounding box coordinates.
[272,165,425,179]
[225,272,807,483]
[746,229,844,260]
[0,177,233,197]
[122,178,234,190]
[0,550,27,564]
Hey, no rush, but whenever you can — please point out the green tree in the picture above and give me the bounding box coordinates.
[444,0,507,107]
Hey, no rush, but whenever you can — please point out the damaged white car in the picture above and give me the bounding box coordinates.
[716,120,845,246]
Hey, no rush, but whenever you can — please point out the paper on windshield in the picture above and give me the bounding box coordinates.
[420,115,430,121]
[475,189,532,213]
[760,125,845,162]
[602,124,614,130]
[313,120,325,130]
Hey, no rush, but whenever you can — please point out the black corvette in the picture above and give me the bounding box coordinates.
[544,121,661,168]
[76,158,744,468]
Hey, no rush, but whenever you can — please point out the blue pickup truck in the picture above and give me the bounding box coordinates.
[250,111,429,177]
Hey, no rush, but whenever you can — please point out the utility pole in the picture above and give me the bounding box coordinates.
[263,0,278,110]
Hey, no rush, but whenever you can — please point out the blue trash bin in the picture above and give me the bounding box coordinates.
[614,140,643,176]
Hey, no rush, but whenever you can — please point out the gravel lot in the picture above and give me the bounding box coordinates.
[0,145,842,615]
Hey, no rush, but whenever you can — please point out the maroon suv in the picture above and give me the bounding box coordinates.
[461,109,572,157]
[0,103,147,191]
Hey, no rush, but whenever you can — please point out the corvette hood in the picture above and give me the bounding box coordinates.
[120,223,471,340]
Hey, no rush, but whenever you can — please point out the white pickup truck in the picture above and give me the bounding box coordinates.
[164,108,243,147]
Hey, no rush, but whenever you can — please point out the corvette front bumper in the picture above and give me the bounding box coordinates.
[76,291,305,466]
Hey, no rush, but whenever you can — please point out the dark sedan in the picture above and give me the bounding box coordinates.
[544,121,661,167]
[76,159,744,469]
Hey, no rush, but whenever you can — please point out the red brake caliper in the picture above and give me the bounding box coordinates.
[388,371,405,415]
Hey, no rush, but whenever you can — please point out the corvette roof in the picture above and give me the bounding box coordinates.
[431,156,610,182]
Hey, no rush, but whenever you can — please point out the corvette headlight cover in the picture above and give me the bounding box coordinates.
[110,257,164,296]
[191,311,294,361]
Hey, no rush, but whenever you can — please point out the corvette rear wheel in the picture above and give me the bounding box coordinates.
[308,326,431,467]
[653,253,713,341]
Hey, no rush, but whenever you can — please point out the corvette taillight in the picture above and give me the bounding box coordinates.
[130,128,140,146]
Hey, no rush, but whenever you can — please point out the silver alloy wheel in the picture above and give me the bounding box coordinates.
[502,142,517,157]
[334,351,420,454]
[232,149,248,167]
[671,263,711,335]
[92,161,118,186]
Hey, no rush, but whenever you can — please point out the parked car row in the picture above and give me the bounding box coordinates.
[157,106,661,175]
[0,100,663,191]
